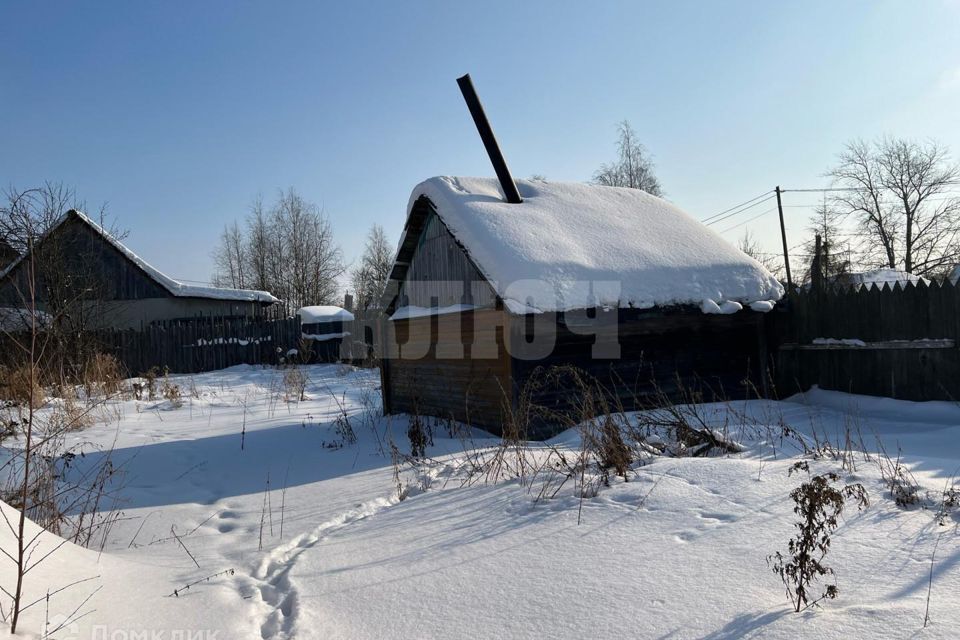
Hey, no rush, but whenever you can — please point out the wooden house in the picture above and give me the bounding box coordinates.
[379,177,784,437]
[0,209,278,329]
[0,238,18,273]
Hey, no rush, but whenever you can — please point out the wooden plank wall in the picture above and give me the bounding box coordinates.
[510,309,767,421]
[382,308,511,433]
[774,280,960,400]
[393,210,497,310]
[0,314,302,376]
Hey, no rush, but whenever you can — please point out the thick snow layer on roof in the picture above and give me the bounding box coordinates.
[72,212,281,303]
[407,177,783,314]
[0,211,280,304]
[298,306,355,323]
[0,306,52,331]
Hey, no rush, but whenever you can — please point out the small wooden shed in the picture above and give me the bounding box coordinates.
[379,177,783,436]
[298,305,355,362]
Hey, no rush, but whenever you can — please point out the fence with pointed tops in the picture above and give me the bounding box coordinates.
[774,278,960,401]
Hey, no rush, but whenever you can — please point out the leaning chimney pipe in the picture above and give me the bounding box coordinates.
[456,74,523,204]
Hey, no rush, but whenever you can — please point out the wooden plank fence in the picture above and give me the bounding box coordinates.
[773,279,960,401]
[99,315,302,375]
[0,309,390,378]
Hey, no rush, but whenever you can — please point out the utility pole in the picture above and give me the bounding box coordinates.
[775,186,793,292]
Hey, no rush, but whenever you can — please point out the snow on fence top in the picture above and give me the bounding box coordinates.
[408,177,784,314]
[841,268,929,289]
[298,305,355,323]
[0,211,280,304]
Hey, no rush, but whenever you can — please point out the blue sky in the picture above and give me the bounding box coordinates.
[2,0,959,287]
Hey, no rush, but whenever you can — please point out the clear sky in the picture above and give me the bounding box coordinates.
[2,0,959,289]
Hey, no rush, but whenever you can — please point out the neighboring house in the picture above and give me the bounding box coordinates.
[0,209,279,329]
[379,176,784,436]
[0,238,18,273]
[948,265,960,285]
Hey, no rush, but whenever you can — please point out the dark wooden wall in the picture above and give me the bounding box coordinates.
[774,280,960,400]
[509,308,767,431]
[381,308,511,433]
[393,208,497,310]
[0,215,169,305]
[380,306,768,438]
[0,315,302,376]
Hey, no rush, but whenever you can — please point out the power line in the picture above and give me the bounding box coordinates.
[782,182,960,194]
[700,190,774,224]
[719,207,777,234]
[704,194,776,227]
[780,187,861,193]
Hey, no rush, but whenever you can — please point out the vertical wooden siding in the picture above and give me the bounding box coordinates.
[382,308,511,433]
[509,309,766,421]
[774,280,960,400]
[394,211,497,310]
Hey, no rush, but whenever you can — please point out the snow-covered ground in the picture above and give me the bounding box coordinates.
[2,364,959,639]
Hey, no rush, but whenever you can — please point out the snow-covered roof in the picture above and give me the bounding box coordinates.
[0,306,52,332]
[402,177,784,314]
[0,211,280,304]
[948,265,960,285]
[298,305,355,323]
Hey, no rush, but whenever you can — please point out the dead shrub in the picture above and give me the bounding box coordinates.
[0,365,45,408]
[407,413,428,459]
[82,352,125,398]
[161,376,182,408]
[586,413,633,484]
[282,368,307,402]
[875,442,921,507]
[138,367,160,400]
[60,396,94,432]
[769,461,869,612]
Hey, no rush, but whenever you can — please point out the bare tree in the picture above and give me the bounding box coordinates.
[245,196,271,292]
[0,186,122,634]
[210,221,247,289]
[738,230,785,281]
[0,183,124,371]
[800,200,852,285]
[593,121,663,196]
[350,224,393,311]
[211,188,345,313]
[828,138,960,277]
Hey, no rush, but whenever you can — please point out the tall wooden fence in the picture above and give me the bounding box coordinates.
[773,279,960,400]
[1,310,390,378]
[98,315,302,375]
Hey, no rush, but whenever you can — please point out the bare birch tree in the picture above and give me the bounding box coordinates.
[350,224,393,311]
[828,138,960,277]
[211,221,247,289]
[593,120,663,196]
[211,188,345,313]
